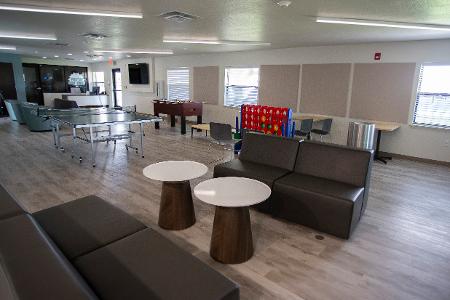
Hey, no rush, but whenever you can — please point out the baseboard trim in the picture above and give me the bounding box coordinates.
[379,151,450,167]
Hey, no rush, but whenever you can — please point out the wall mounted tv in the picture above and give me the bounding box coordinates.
[128,63,149,84]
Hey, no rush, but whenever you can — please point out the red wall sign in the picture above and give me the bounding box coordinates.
[374,52,382,60]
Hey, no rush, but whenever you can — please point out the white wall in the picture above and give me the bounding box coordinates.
[90,39,450,162]
[89,57,156,112]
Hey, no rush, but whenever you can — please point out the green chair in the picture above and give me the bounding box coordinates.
[19,102,52,132]
[4,100,25,124]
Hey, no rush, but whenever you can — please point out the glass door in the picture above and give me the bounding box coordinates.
[22,64,43,105]
[112,68,122,107]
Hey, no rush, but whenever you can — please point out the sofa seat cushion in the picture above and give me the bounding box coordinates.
[0,214,97,300]
[0,184,25,221]
[74,229,239,300]
[214,159,290,188]
[276,173,364,202]
[33,195,146,260]
[272,174,364,239]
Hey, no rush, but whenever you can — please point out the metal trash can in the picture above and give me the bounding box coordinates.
[347,121,375,150]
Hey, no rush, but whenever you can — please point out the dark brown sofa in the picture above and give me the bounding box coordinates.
[213,133,373,239]
[214,132,300,213]
[272,141,373,239]
[0,184,239,300]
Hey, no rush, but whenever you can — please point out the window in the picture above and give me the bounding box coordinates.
[92,71,105,94]
[224,67,259,107]
[414,65,450,128]
[167,68,190,100]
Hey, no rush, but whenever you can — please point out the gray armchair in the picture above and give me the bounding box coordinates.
[19,102,52,132]
[4,100,25,124]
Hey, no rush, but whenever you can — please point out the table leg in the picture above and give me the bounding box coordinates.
[375,130,392,164]
[159,181,196,230]
[210,206,253,264]
[170,115,176,127]
[139,122,144,158]
[155,113,160,129]
[181,116,186,135]
[89,126,96,167]
[197,115,203,132]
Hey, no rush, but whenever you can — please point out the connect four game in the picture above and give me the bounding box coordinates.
[240,104,293,137]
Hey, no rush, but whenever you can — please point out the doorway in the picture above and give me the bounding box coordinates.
[0,62,17,116]
[112,68,122,107]
[23,64,44,105]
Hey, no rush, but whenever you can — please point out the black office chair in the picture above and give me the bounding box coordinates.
[295,118,313,140]
[311,118,333,142]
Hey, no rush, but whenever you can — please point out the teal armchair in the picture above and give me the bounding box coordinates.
[5,100,25,124]
[19,102,52,132]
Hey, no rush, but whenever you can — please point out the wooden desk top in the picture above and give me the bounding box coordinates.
[372,121,401,132]
[292,113,330,122]
[191,123,210,131]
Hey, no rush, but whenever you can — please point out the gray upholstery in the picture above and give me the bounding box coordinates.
[0,183,25,221]
[75,228,240,300]
[239,133,300,170]
[272,174,364,238]
[4,100,25,123]
[33,195,146,259]
[0,214,97,300]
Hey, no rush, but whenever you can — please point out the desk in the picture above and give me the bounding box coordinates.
[292,113,330,122]
[153,100,203,135]
[372,121,401,164]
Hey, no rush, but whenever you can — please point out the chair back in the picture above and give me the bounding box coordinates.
[210,122,233,142]
[300,118,313,133]
[321,118,333,133]
[54,99,79,109]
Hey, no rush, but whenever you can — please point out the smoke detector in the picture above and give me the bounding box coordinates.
[274,0,292,7]
[159,11,198,23]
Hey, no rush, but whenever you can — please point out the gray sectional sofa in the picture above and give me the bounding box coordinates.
[0,183,239,300]
[214,132,374,239]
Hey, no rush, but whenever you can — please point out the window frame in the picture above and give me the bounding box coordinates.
[412,64,450,130]
[223,66,260,108]
[166,68,190,101]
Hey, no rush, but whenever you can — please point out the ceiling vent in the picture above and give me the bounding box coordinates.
[47,42,70,47]
[86,54,103,58]
[81,33,109,40]
[159,11,198,23]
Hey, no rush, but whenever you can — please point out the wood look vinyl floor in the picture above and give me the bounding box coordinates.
[1,118,449,300]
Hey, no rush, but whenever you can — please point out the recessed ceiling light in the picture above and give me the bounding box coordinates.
[273,0,292,7]
[0,32,57,40]
[0,45,16,50]
[54,55,59,58]
[83,51,89,54]
[163,39,271,46]
[316,17,450,31]
[42,56,47,59]
[126,55,131,57]
[67,53,72,56]
[0,4,143,18]
[79,59,84,62]
[94,49,173,54]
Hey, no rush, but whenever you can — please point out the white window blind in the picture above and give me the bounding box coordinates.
[224,67,259,107]
[167,68,190,101]
[413,65,450,128]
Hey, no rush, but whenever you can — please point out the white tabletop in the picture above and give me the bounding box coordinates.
[194,177,271,207]
[143,161,208,182]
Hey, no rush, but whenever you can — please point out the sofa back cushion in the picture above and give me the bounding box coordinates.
[295,141,373,187]
[0,183,25,221]
[240,132,300,170]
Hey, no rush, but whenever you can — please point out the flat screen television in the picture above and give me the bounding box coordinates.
[128,63,149,84]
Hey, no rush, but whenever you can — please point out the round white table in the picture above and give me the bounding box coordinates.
[194,177,271,264]
[143,161,208,230]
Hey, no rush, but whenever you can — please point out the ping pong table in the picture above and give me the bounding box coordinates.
[38,107,162,167]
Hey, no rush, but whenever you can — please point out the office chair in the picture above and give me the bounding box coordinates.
[295,118,313,140]
[209,122,238,162]
[311,118,333,142]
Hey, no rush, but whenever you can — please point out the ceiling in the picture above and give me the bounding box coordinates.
[1,0,450,62]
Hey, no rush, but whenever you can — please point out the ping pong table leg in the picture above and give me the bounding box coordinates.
[52,121,57,148]
[140,122,144,158]
[89,126,96,167]
[71,126,81,163]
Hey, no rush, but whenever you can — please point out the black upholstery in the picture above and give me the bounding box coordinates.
[295,118,313,138]
[239,133,300,170]
[54,98,79,109]
[75,229,239,300]
[0,183,25,221]
[272,174,364,238]
[0,214,97,300]
[272,141,373,239]
[33,195,146,259]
